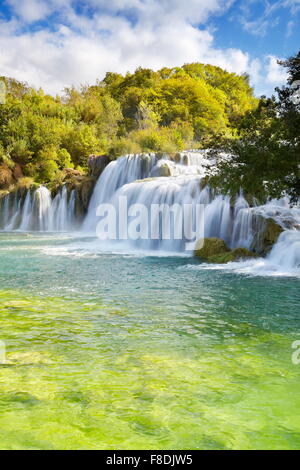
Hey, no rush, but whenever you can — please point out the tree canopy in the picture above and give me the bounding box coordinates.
[0,63,257,188]
[210,51,300,202]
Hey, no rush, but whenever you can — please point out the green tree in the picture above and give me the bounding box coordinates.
[210,51,300,201]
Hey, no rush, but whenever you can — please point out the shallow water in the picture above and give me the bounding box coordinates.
[0,233,300,450]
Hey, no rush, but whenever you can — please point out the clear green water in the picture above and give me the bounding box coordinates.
[0,233,299,450]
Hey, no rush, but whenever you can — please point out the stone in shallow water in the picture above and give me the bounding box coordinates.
[194,237,257,263]
[194,237,230,259]
[208,247,258,264]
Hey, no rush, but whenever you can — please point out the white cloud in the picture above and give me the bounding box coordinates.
[265,55,288,84]
[6,0,56,23]
[251,55,288,96]
[0,0,286,96]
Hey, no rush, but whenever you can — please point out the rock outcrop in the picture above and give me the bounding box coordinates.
[251,216,283,255]
[194,237,257,263]
[195,237,229,259]
[88,154,112,178]
[208,247,258,263]
[50,168,97,220]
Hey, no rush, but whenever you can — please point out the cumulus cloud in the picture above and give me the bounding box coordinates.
[265,55,288,84]
[0,0,286,96]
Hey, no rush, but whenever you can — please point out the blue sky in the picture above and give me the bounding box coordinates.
[0,0,299,96]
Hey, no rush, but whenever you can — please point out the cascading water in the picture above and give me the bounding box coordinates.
[0,185,77,232]
[81,152,300,268]
[82,152,252,251]
[0,152,299,271]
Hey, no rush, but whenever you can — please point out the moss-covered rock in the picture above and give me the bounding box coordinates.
[208,247,258,264]
[194,237,257,263]
[194,237,230,259]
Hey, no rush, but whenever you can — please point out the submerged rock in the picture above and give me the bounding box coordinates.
[194,237,257,263]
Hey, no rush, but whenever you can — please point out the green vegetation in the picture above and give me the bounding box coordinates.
[2,54,298,200]
[210,51,300,201]
[0,64,256,188]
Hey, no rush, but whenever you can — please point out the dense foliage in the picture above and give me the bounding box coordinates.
[0,64,256,188]
[210,51,300,202]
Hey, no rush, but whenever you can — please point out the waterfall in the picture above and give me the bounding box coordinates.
[82,152,257,251]
[35,186,52,231]
[83,154,158,231]
[19,190,33,231]
[0,185,77,232]
[267,230,300,269]
[82,152,300,263]
[5,193,22,231]
[0,152,299,272]
[232,195,254,249]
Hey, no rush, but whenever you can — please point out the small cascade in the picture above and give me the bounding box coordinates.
[67,190,76,229]
[267,230,300,269]
[35,186,52,231]
[19,190,33,231]
[2,194,10,228]
[5,193,22,231]
[49,185,68,231]
[0,185,77,232]
[231,195,254,249]
[204,195,232,246]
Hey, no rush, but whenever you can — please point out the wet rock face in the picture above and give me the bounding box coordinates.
[64,177,96,220]
[251,216,284,255]
[75,178,95,218]
[88,155,112,178]
[151,162,172,177]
